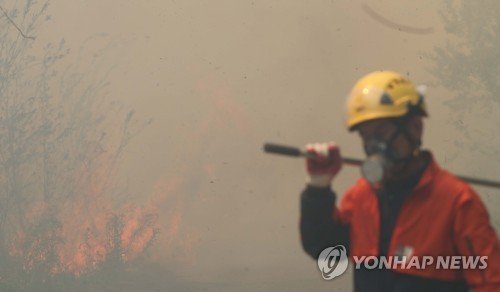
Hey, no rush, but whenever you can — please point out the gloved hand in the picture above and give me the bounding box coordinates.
[305,142,342,187]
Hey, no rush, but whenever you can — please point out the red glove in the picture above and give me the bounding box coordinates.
[305,142,342,187]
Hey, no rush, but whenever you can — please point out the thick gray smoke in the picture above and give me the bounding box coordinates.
[0,0,498,291]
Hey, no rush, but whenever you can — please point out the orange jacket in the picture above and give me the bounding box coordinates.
[338,153,500,291]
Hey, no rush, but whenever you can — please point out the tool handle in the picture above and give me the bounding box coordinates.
[263,143,304,157]
[455,176,500,189]
[262,142,500,188]
[263,143,362,166]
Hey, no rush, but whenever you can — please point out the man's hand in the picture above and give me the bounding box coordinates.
[305,142,342,187]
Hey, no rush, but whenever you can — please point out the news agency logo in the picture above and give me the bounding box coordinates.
[317,245,349,280]
[317,245,489,281]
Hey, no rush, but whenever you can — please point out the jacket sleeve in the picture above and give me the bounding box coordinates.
[453,186,500,292]
[300,185,351,259]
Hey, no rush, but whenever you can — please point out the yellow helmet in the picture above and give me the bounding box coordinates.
[346,71,427,131]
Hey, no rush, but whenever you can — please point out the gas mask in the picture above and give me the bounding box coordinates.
[361,129,410,186]
[361,140,391,186]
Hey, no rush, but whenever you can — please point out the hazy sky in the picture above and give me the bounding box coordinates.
[12,0,499,290]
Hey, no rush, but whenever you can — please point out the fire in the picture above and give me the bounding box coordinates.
[145,174,203,269]
[4,71,248,281]
[8,199,158,276]
[120,204,158,262]
[7,149,160,277]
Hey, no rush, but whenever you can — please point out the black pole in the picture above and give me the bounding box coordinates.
[263,142,500,189]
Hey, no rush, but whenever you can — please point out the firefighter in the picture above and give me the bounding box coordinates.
[300,70,500,291]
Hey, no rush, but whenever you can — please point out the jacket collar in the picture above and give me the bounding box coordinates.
[413,150,440,192]
[359,150,440,192]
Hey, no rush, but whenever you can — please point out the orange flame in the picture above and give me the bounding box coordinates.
[8,151,159,277]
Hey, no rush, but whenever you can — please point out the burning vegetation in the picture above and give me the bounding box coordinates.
[0,1,160,290]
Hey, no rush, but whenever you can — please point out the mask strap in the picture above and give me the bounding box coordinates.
[388,120,421,175]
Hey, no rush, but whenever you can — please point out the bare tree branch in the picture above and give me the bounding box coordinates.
[0,4,35,40]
